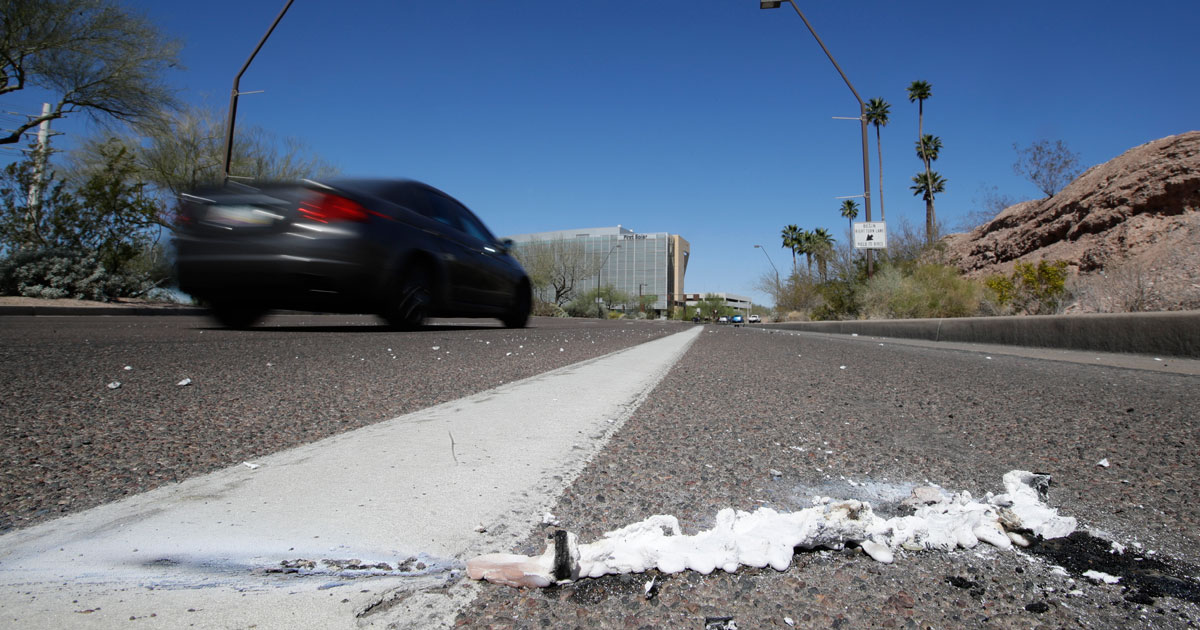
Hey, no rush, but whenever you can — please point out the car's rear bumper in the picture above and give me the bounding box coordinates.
[174,234,382,308]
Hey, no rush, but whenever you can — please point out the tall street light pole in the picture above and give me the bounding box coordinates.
[759,0,873,277]
[223,0,295,184]
[596,244,621,319]
[753,244,780,293]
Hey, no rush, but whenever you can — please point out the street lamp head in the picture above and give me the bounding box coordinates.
[759,0,783,8]
[754,244,762,248]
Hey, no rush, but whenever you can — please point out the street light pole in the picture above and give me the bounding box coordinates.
[753,244,780,291]
[759,0,873,277]
[596,244,621,319]
[222,0,295,184]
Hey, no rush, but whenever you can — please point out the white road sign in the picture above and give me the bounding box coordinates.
[853,221,887,249]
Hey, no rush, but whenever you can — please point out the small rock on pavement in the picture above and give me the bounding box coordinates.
[887,591,915,609]
[704,617,737,630]
[860,540,894,563]
[900,485,944,510]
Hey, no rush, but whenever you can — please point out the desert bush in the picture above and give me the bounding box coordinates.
[860,264,981,319]
[810,280,858,321]
[1070,260,1161,313]
[0,248,153,301]
[984,260,1069,315]
[532,298,567,317]
[767,272,823,314]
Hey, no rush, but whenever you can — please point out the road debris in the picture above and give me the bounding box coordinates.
[643,576,658,599]
[704,616,737,630]
[467,470,1076,587]
[1084,570,1121,584]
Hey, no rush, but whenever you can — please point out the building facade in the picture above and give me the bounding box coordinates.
[505,226,690,313]
[680,293,752,316]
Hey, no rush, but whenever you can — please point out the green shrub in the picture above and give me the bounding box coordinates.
[1012,260,1069,314]
[532,298,567,317]
[983,275,1016,307]
[860,263,981,319]
[810,280,858,321]
[0,248,153,301]
[983,260,1069,315]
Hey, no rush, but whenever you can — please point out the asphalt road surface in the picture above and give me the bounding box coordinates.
[1,314,1198,629]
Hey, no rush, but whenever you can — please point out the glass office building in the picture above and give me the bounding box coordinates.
[505,226,690,313]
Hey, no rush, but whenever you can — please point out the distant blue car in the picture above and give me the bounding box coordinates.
[731,314,744,324]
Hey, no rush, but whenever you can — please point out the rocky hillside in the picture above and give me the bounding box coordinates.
[941,131,1200,311]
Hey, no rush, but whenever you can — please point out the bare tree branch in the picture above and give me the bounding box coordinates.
[0,0,181,144]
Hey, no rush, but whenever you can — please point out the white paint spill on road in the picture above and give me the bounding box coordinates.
[467,471,1077,587]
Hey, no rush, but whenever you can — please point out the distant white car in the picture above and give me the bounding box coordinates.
[748,314,761,323]
[718,316,729,323]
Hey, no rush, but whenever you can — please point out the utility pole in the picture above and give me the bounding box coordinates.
[26,103,52,210]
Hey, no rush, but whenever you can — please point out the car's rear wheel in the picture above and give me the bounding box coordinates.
[383,265,432,330]
[501,281,531,328]
[209,301,268,329]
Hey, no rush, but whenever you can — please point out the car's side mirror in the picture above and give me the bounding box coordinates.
[500,238,514,253]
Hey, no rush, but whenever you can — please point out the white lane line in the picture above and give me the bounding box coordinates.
[0,325,702,630]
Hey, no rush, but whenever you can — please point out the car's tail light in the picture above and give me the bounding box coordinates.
[173,202,198,227]
[298,192,370,223]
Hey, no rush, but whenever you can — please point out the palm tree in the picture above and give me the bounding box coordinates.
[839,199,859,234]
[910,171,947,240]
[864,97,890,221]
[907,80,936,242]
[810,228,835,281]
[915,134,942,162]
[798,229,815,274]
[780,224,801,271]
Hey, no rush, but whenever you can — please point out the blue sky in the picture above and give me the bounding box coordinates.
[3,1,1197,306]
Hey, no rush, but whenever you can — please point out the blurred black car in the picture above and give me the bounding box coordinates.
[173,178,531,329]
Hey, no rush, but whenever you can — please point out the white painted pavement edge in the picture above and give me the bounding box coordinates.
[0,325,703,629]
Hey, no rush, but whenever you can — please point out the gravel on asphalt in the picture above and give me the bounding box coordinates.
[457,324,1200,629]
[0,314,681,532]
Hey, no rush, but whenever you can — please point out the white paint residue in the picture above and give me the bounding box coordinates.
[994,470,1077,539]
[468,470,1076,588]
[1083,570,1121,584]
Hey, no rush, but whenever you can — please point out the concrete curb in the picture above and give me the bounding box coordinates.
[765,311,1200,359]
[0,305,207,317]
